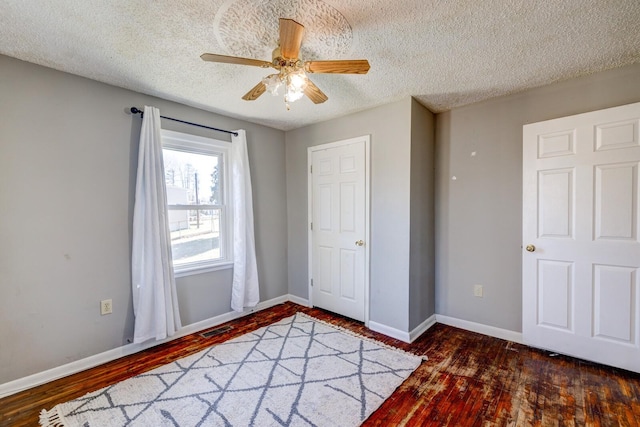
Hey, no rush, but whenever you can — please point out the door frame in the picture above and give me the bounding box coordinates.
[307,135,371,326]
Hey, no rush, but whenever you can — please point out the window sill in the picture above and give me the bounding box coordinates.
[174,261,233,278]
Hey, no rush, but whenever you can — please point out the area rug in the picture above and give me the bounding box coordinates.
[40,312,425,426]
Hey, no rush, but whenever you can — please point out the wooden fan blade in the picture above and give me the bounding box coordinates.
[279,18,304,59]
[201,53,273,68]
[305,60,370,74]
[242,81,267,101]
[304,80,328,104]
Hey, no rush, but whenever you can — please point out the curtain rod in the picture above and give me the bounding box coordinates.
[129,107,238,137]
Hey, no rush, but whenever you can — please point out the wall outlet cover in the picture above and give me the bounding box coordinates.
[101,299,113,315]
[474,285,483,298]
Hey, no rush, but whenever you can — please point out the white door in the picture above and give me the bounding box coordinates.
[523,102,640,372]
[309,136,369,322]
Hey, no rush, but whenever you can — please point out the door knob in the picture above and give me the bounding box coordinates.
[525,244,536,252]
[355,240,364,246]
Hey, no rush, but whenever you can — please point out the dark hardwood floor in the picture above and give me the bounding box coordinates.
[2,302,639,426]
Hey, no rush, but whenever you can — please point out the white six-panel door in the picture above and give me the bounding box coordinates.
[523,102,640,372]
[308,136,369,322]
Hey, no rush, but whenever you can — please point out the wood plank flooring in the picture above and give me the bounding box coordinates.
[2,302,639,426]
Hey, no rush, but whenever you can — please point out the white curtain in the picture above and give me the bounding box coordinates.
[131,106,182,343]
[230,130,260,312]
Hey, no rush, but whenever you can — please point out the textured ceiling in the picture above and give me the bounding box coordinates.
[1,0,640,131]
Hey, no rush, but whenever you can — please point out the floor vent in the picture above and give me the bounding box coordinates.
[200,325,233,338]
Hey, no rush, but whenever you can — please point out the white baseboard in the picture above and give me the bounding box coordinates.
[368,321,410,342]
[287,294,310,307]
[410,314,437,342]
[0,298,523,399]
[0,294,293,399]
[435,314,523,344]
[369,314,437,344]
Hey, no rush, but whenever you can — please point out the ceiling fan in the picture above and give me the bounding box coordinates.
[201,18,370,109]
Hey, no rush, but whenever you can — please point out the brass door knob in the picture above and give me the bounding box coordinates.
[355,240,364,246]
[525,244,536,252]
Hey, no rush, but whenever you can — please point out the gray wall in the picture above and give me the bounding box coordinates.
[435,62,640,332]
[286,98,435,332]
[4,52,638,386]
[0,55,287,384]
[409,99,436,330]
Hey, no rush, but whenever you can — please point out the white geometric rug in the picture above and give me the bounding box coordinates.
[40,312,424,427]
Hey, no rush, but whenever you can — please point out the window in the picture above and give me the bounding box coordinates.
[161,130,232,275]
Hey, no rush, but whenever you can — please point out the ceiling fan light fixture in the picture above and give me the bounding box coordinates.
[287,68,307,90]
[262,74,282,95]
[284,85,305,103]
[284,68,308,103]
[262,67,308,107]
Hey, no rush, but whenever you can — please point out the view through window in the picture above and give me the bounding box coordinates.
[162,130,231,273]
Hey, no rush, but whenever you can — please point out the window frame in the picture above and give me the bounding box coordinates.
[161,129,233,277]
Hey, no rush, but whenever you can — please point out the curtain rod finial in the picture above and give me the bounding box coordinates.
[130,107,143,115]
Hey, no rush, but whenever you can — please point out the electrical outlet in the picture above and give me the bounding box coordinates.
[474,285,484,298]
[101,299,113,315]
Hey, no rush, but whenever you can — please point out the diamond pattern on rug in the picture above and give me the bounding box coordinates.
[40,313,424,427]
